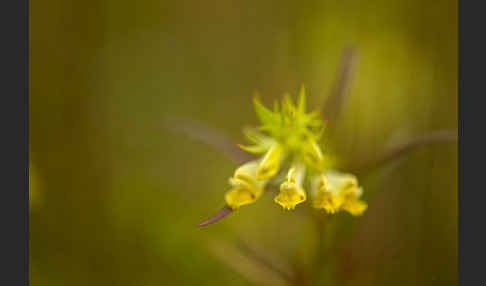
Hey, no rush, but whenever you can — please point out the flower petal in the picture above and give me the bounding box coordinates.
[341,197,368,216]
[226,186,261,209]
[256,143,284,180]
[274,182,306,210]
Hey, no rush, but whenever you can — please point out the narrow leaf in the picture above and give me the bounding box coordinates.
[162,116,253,164]
[321,46,359,122]
[298,83,306,114]
[198,205,233,227]
[350,129,458,174]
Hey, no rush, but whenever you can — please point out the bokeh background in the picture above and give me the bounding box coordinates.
[30,0,457,285]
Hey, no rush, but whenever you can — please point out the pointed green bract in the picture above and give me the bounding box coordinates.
[298,84,306,114]
[246,85,325,170]
[253,95,280,128]
[237,128,275,154]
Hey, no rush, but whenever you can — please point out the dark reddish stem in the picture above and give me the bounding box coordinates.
[197,205,233,227]
[321,46,359,122]
[162,116,253,164]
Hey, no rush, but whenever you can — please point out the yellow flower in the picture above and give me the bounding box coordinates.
[198,86,369,227]
[225,161,267,209]
[256,143,284,180]
[274,163,306,210]
[311,171,367,216]
[302,138,324,170]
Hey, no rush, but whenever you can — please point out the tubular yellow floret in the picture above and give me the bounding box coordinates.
[274,163,307,210]
[225,186,260,209]
[302,139,324,169]
[311,171,367,216]
[225,161,266,209]
[256,143,284,180]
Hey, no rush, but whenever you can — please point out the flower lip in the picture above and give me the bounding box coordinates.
[274,164,307,210]
[275,182,307,210]
[225,186,259,209]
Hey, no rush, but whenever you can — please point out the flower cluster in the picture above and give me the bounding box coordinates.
[224,86,367,215]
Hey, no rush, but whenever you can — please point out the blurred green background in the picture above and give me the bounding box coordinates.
[30,0,457,285]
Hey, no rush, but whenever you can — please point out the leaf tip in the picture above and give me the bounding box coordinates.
[197,205,234,227]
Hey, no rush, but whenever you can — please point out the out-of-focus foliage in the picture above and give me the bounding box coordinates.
[30,0,457,285]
